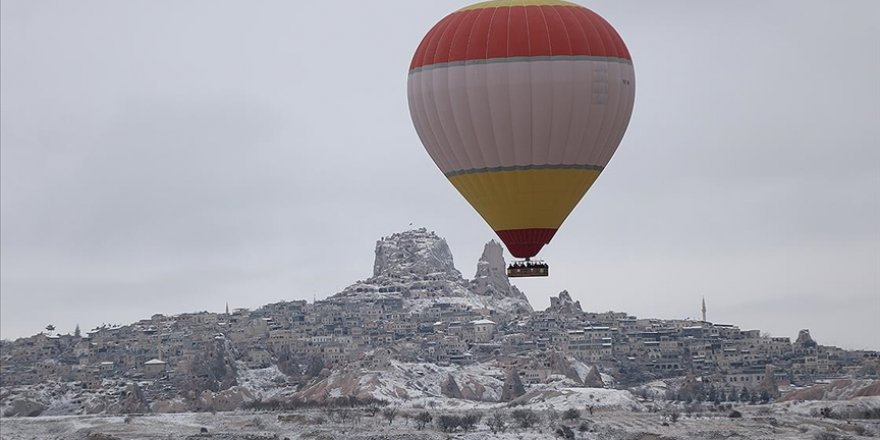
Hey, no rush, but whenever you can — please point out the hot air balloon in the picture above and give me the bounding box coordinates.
[407,0,635,277]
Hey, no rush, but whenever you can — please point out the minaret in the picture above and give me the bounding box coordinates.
[225,302,230,315]
[701,297,707,322]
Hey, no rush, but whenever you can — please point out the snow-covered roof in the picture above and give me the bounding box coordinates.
[144,359,166,365]
[471,319,496,325]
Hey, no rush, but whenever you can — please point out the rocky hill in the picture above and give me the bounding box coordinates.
[1,227,877,420]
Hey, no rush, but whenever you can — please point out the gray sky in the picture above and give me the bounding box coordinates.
[2,1,878,349]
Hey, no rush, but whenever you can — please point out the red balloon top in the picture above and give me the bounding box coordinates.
[410,0,631,71]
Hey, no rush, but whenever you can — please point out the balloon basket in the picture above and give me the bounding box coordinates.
[507,260,549,278]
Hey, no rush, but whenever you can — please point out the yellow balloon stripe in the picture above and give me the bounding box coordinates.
[448,168,600,231]
[459,0,580,11]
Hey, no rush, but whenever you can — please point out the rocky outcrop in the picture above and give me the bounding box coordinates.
[547,351,584,385]
[500,370,526,402]
[457,379,489,401]
[779,379,880,401]
[584,366,606,389]
[109,383,150,414]
[796,329,817,348]
[548,290,582,315]
[470,241,532,313]
[331,229,532,315]
[193,386,255,412]
[2,398,45,417]
[441,374,462,399]
[151,398,188,413]
[179,338,239,393]
[83,398,107,414]
[373,228,460,279]
[677,372,701,401]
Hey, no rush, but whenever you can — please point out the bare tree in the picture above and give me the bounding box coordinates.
[382,407,398,425]
[365,403,381,417]
[460,412,482,431]
[512,409,540,429]
[486,411,507,434]
[437,414,460,432]
[414,411,432,430]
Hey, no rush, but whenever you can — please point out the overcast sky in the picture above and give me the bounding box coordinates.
[1,1,878,349]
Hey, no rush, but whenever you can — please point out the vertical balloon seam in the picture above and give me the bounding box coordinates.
[445,13,479,175]
[502,7,519,169]
[418,16,458,173]
[408,78,445,173]
[604,63,633,168]
[522,6,539,232]
[440,11,474,174]
[591,10,627,167]
[550,5,577,171]
[462,8,491,168]
[408,76,441,171]
[556,5,588,165]
[579,7,613,169]
[537,6,556,168]
[569,6,606,218]
[613,78,635,166]
[431,15,468,175]
[601,18,632,168]
[449,7,495,234]
[600,62,625,166]
[496,7,520,222]
[484,6,506,178]
[416,71,450,174]
[459,9,495,215]
[606,11,635,167]
[473,8,502,167]
[570,7,598,164]
[420,15,450,72]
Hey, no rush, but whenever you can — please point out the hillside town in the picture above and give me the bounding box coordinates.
[1,229,878,415]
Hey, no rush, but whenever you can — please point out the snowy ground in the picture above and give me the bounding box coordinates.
[2,398,879,440]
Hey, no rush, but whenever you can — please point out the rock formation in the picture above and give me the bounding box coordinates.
[373,228,460,279]
[548,351,585,384]
[500,370,526,402]
[470,240,533,313]
[2,399,45,417]
[796,329,818,348]
[677,372,702,402]
[110,383,150,414]
[584,365,606,389]
[332,228,532,315]
[441,374,463,399]
[548,290,582,315]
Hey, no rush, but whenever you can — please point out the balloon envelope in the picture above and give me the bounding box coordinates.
[407,0,635,258]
